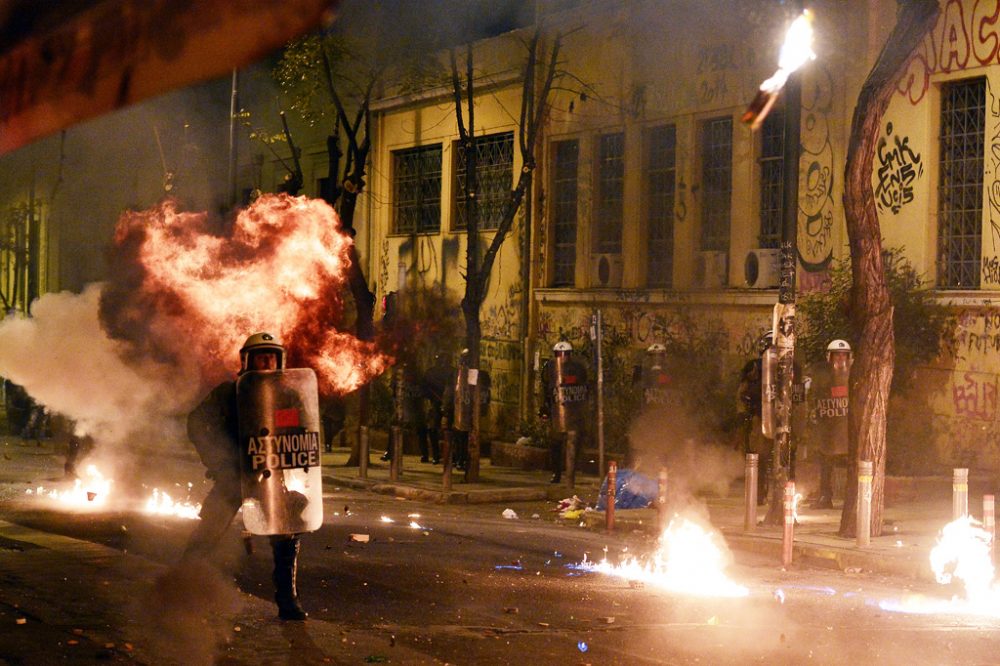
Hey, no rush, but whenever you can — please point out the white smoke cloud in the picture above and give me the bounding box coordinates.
[0,284,201,446]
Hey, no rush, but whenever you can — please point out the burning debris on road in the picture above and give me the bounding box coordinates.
[581,514,748,598]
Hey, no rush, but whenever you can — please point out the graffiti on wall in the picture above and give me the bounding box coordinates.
[952,370,998,420]
[987,82,1000,264]
[695,43,740,105]
[874,122,924,215]
[898,0,1000,105]
[799,65,835,271]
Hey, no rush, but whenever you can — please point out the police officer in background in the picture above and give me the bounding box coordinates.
[182,332,308,621]
[420,353,451,464]
[809,339,852,509]
[641,343,679,408]
[444,349,491,472]
[737,331,773,504]
[540,341,589,484]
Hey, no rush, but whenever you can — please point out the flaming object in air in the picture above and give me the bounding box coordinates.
[742,9,816,130]
[584,516,748,597]
[105,194,388,395]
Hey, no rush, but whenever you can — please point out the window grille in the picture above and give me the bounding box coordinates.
[595,132,625,254]
[700,116,733,251]
[552,140,579,287]
[453,131,514,231]
[758,110,784,249]
[938,77,985,289]
[647,124,676,288]
[392,144,442,234]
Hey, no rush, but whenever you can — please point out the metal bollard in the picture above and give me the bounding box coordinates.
[606,461,617,533]
[441,424,453,491]
[657,467,669,534]
[565,430,577,489]
[359,425,369,479]
[857,460,873,548]
[782,481,795,567]
[985,495,996,564]
[953,468,969,520]
[745,453,758,533]
[389,425,402,481]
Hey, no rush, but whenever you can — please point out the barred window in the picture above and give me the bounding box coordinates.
[758,109,784,249]
[646,124,676,288]
[552,139,579,287]
[595,132,625,254]
[392,144,442,234]
[700,116,732,251]
[453,131,515,231]
[938,78,985,289]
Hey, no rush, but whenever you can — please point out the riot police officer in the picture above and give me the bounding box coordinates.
[444,349,490,472]
[182,332,309,621]
[641,343,677,408]
[540,341,589,484]
[737,331,772,504]
[809,339,852,509]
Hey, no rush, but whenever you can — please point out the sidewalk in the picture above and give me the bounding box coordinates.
[319,447,603,504]
[321,447,959,584]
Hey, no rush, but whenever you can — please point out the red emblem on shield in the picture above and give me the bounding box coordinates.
[831,385,847,398]
[274,408,300,428]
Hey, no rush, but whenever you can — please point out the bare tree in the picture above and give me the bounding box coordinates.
[839,0,940,538]
[450,27,562,480]
[274,20,440,464]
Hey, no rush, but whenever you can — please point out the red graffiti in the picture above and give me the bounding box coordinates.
[952,370,998,420]
[897,0,1000,105]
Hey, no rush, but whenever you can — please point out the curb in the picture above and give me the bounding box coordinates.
[323,475,549,504]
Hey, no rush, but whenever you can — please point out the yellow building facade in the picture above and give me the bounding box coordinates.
[358,0,1000,469]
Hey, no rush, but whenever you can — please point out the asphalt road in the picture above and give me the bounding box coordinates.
[2,481,999,666]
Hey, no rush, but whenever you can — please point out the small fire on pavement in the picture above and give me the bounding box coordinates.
[581,515,749,598]
[26,464,202,520]
[27,464,111,507]
[881,515,1000,617]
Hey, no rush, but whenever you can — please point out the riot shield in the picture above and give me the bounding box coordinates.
[237,368,324,535]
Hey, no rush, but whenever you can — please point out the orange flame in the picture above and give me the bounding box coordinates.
[584,516,748,597]
[107,194,388,394]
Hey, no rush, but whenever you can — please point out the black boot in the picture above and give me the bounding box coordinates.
[272,537,308,621]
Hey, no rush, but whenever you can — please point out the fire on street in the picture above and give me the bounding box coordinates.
[3,477,1000,665]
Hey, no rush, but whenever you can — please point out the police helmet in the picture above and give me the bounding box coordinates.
[756,330,774,355]
[553,341,573,355]
[647,343,667,354]
[826,338,852,362]
[240,332,285,372]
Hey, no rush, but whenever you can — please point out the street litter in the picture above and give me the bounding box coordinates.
[578,641,588,652]
[502,508,518,519]
[350,534,370,543]
[555,495,589,519]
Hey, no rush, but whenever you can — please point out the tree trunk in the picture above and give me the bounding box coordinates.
[326,138,376,468]
[839,0,939,538]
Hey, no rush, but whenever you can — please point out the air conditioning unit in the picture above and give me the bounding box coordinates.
[693,251,728,289]
[590,253,623,288]
[744,248,780,288]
